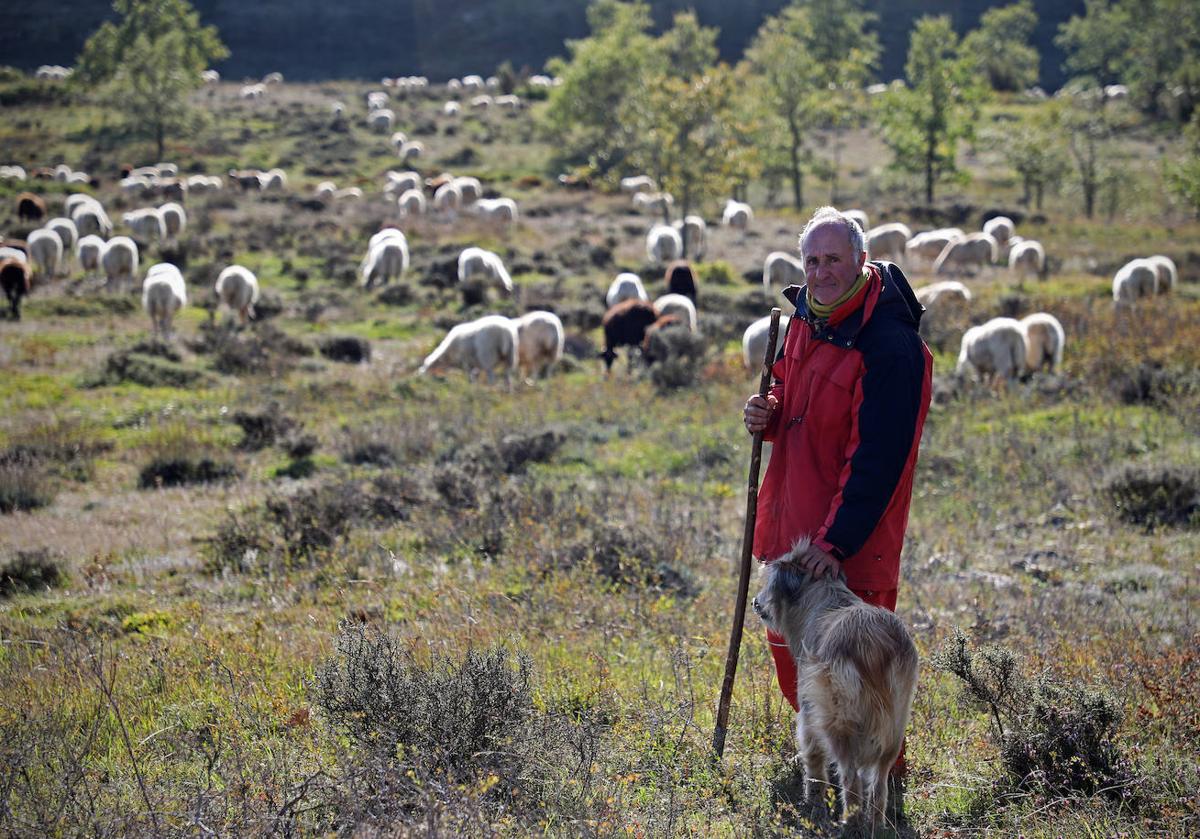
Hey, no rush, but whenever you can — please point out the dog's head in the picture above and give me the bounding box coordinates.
[752,543,814,633]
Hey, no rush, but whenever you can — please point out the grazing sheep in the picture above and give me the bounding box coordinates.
[361,229,410,289]
[433,181,463,214]
[418,315,519,386]
[513,310,565,379]
[674,215,707,259]
[368,109,395,132]
[369,91,390,111]
[763,251,804,292]
[843,209,869,234]
[956,317,1026,383]
[443,101,461,117]
[653,293,697,331]
[215,265,260,323]
[262,72,284,85]
[646,224,683,265]
[742,314,791,370]
[933,232,999,275]
[1020,312,1065,373]
[452,176,482,204]
[16,192,46,221]
[457,247,512,298]
[663,260,698,303]
[142,264,187,339]
[866,223,913,263]
[1008,239,1046,282]
[158,202,187,238]
[633,191,674,215]
[331,101,346,118]
[71,201,113,238]
[606,272,649,308]
[27,228,63,281]
[185,174,223,194]
[397,188,427,217]
[77,234,105,275]
[261,168,287,192]
[1,258,31,319]
[102,236,139,289]
[334,187,363,201]
[44,218,78,273]
[240,83,265,99]
[1145,255,1177,295]
[123,208,167,242]
[722,199,753,232]
[398,141,425,163]
[315,181,337,200]
[1112,259,1158,304]
[601,298,660,372]
[473,197,518,225]
[495,94,522,111]
[905,228,963,264]
[915,280,972,310]
[201,69,220,83]
[621,175,656,194]
[385,170,423,195]
[462,74,485,90]
[983,216,1016,245]
[469,94,493,110]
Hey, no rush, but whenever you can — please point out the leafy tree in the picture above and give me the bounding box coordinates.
[1165,112,1200,217]
[876,16,986,205]
[655,10,719,82]
[1057,0,1200,121]
[1057,91,1113,219]
[76,0,227,86]
[991,110,1068,210]
[961,1,1040,92]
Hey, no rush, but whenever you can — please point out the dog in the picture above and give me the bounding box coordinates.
[752,537,919,830]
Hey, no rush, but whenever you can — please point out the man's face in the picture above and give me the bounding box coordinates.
[803,222,866,306]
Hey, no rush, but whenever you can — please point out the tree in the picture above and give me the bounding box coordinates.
[76,0,227,86]
[876,16,986,205]
[105,32,207,161]
[1165,112,1200,217]
[993,112,1068,210]
[1057,91,1111,219]
[961,1,1040,92]
[655,10,719,82]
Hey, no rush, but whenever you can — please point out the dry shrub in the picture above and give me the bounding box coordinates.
[0,452,54,513]
[0,549,66,597]
[137,456,239,489]
[231,406,297,452]
[318,335,371,364]
[193,320,313,376]
[568,521,697,597]
[1,414,109,482]
[645,325,709,392]
[85,342,212,388]
[1102,463,1200,529]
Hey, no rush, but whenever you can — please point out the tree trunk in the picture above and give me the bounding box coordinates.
[788,115,804,210]
[925,131,936,205]
[156,121,165,162]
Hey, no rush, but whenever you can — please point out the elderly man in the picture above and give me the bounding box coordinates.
[743,206,932,815]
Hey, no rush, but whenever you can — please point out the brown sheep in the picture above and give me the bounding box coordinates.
[663,260,698,304]
[16,192,46,222]
[601,298,661,373]
[1,258,31,320]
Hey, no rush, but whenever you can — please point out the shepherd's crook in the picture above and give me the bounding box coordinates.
[713,307,781,759]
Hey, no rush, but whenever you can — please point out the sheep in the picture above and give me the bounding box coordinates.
[1020,312,1065,374]
[0,165,27,181]
[742,314,791,370]
[1112,259,1158,304]
[158,202,187,238]
[915,281,972,346]
[664,260,698,303]
[633,191,674,215]
[368,91,390,111]
[674,215,707,259]
[16,192,46,221]
[142,263,187,339]
[397,188,427,217]
[1,258,31,320]
[368,109,395,133]
[315,181,337,200]
[433,181,463,214]
[905,228,963,264]
[955,317,1026,383]
[843,209,869,234]
[722,199,753,232]
[600,298,660,372]
[385,170,423,195]
[215,265,260,323]
[361,229,410,289]
[389,130,409,150]
[123,208,166,241]
[186,174,223,194]
[240,83,266,99]
[866,223,913,263]
[934,232,999,275]
[331,101,346,118]
[45,218,78,274]
[71,201,113,238]
[102,236,139,289]
[201,69,220,84]
[457,247,512,298]
[513,311,565,380]
[334,187,363,201]
[653,293,697,331]
[470,94,493,110]
[646,224,683,265]
[606,272,649,308]
[452,176,482,204]
[982,215,1016,245]
[443,101,461,117]
[262,168,287,192]
[915,280,972,310]
[77,234,106,276]
[1145,255,1177,295]
[621,175,656,194]
[398,141,425,163]
[262,72,284,85]
[1008,239,1046,282]
[27,228,63,281]
[473,197,518,225]
[763,251,804,292]
[495,94,522,111]
[418,315,519,386]
[462,74,485,90]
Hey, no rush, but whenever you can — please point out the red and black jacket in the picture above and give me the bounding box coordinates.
[754,260,933,592]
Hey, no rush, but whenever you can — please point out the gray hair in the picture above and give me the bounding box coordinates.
[798,206,866,259]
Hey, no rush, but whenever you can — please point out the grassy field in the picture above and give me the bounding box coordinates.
[1,78,1198,837]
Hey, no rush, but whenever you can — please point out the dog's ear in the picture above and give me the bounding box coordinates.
[770,558,808,601]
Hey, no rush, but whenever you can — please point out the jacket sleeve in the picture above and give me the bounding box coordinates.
[814,330,928,560]
[759,320,793,443]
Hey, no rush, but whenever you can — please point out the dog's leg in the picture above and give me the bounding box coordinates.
[796,709,830,819]
[868,759,892,831]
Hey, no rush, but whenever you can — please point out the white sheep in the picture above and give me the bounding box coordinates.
[368,91,390,111]
[334,187,363,201]
[495,94,522,111]
[315,181,337,200]
[462,74,485,90]
[368,109,395,133]
[142,263,187,339]
[158,202,187,238]
[452,176,482,204]
[674,215,707,259]
[742,314,791,370]
[215,265,260,323]
[983,216,1016,245]
[433,181,463,214]
[262,72,284,85]
[45,218,78,274]
[1008,239,1046,282]
[905,228,963,264]
[843,209,869,234]
[606,272,649,308]
[418,315,519,386]
[646,224,683,265]
[201,69,220,84]
[633,191,673,214]
[1112,258,1158,304]
[102,236,139,289]
[261,168,287,192]
[915,280,972,310]
[653,293,697,331]
[763,251,804,292]
[186,174,223,194]
[397,188,427,217]
[397,141,425,163]
[513,310,565,379]
[934,232,999,275]
[473,197,518,225]
[28,228,63,281]
[240,83,265,99]
[124,208,167,241]
[361,229,410,289]
[722,199,753,232]
[1145,255,1177,295]
[621,175,656,194]
[866,223,913,263]
[457,247,512,296]
[443,101,461,117]
[470,94,493,110]
[331,101,346,118]
[385,170,422,195]
[389,130,409,149]
[71,201,113,238]
[77,234,105,276]
[956,317,1026,382]
[1019,312,1065,373]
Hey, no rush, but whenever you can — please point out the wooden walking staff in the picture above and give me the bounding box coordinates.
[713,306,782,759]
